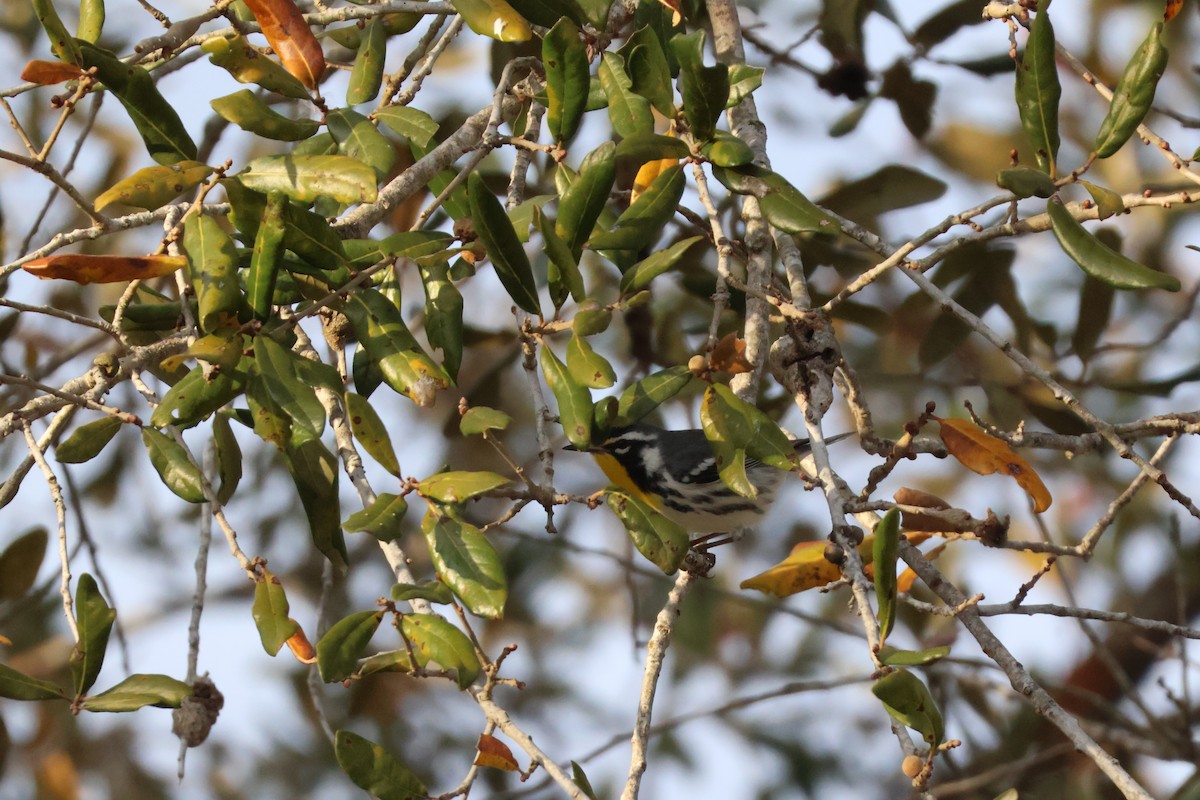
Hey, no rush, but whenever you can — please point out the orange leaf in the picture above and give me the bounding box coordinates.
[1165,0,1184,21]
[709,331,753,374]
[936,417,1052,513]
[21,60,84,85]
[285,624,317,664]
[474,733,520,772]
[22,253,187,284]
[0,633,11,646]
[240,0,325,89]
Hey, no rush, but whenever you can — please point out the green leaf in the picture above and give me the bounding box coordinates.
[451,0,531,41]
[253,336,324,444]
[1047,198,1179,291]
[572,761,600,800]
[1080,180,1125,220]
[572,300,611,336]
[77,41,196,165]
[711,165,842,235]
[420,508,507,619]
[243,191,285,321]
[400,614,481,689]
[556,141,617,258]
[373,106,438,148]
[0,662,66,701]
[872,668,944,746]
[538,210,585,308]
[575,0,612,27]
[346,17,387,105]
[94,161,213,211]
[0,527,48,601]
[878,645,951,667]
[669,31,729,141]
[284,439,348,573]
[468,173,541,315]
[55,416,123,464]
[238,155,377,204]
[210,90,319,141]
[183,214,241,333]
[32,0,82,63]
[605,489,688,574]
[80,674,191,712]
[251,569,298,655]
[599,52,654,139]
[700,132,754,167]
[343,392,401,475]
[150,363,247,429]
[317,610,384,682]
[460,406,512,436]
[566,333,615,389]
[619,236,703,294]
[418,471,509,503]
[613,132,691,165]
[203,35,311,100]
[70,574,116,696]
[246,373,291,450]
[1095,22,1167,159]
[327,109,396,179]
[996,166,1056,199]
[224,178,351,275]
[1014,4,1061,174]
[591,165,685,252]
[615,366,692,426]
[506,0,586,27]
[335,730,428,800]
[344,289,452,407]
[543,18,589,143]
[540,345,593,449]
[390,581,455,604]
[343,493,408,542]
[872,508,900,641]
[418,259,464,380]
[142,428,206,503]
[621,27,674,114]
[726,63,764,108]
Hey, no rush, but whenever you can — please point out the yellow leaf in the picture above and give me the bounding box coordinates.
[936,417,1052,513]
[742,531,933,598]
[474,733,520,771]
[22,254,186,284]
[631,157,678,205]
[95,161,213,211]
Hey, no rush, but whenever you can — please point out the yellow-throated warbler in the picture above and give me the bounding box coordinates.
[569,424,850,534]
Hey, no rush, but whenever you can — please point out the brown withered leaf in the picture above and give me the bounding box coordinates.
[21,60,84,85]
[936,417,1052,513]
[240,0,325,89]
[1165,0,1184,22]
[285,624,317,664]
[474,733,520,772]
[893,487,976,532]
[23,253,186,284]
[709,331,754,374]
